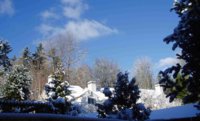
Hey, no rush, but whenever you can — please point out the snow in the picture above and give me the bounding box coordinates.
[48,91,56,98]
[66,86,107,103]
[138,85,181,110]
[100,87,114,91]
[68,85,83,93]
[48,83,55,88]
[150,103,200,120]
[93,91,107,101]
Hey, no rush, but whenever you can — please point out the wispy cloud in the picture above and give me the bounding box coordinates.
[61,0,88,19]
[37,0,118,42]
[38,19,117,41]
[38,24,61,37]
[64,20,118,41]
[40,9,59,20]
[0,0,14,16]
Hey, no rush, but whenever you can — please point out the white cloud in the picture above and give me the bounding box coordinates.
[40,9,59,20]
[38,24,58,37]
[0,0,14,16]
[61,0,88,19]
[157,57,179,69]
[64,20,118,41]
[37,0,118,43]
[38,19,118,41]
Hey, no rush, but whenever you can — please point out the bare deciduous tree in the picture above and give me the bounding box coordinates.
[43,33,86,83]
[74,64,93,88]
[133,57,154,89]
[94,58,120,88]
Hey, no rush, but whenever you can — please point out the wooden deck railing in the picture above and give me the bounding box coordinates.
[0,113,199,121]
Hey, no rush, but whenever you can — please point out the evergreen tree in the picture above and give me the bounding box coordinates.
[10,55,17,65]
[45,68,71,113]
[48,48,61,73]
[0,40,12,72]
[21,47,32,68]
[31,43,48,99]
[32,43,46,70]
[3,65,32,101]
[97,72,150,120]
[159,0,200,104]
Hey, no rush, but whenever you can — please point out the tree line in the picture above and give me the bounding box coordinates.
[0,34,155,100]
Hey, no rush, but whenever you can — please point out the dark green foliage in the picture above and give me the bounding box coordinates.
[45,75,71,99]
[32,43,46,70]
[0,40,12,72]
[3,65,32,101]
[45,72,71,113]
[97,72,150,120]
[48,48,62,73]
[21,47,32,68]
[159,0,200,104]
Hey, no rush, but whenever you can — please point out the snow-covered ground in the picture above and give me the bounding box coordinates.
[77,103,200,120]
[150,103,200,120]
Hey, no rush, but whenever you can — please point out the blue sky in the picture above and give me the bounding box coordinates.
[0,0,180,75]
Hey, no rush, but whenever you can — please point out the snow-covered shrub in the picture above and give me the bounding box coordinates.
[81,103,97,113]
[97,72,151,120]
[3,65,32,101]
[138,89,182,110]
[0,65,32,112]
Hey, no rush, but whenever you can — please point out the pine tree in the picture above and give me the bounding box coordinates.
[31,43,48,99]
[45,68,71,114]
[3,65,32,101]
[32,43,46,70]
[0,40,12,72]
[97,72,150,120]
[21,47,32,68]
[159,0,200,104]
[48,48,61,73]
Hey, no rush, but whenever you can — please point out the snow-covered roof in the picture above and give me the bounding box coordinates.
[140,89,154,94]
[67,86,107,103]
[92,91,107,101]
[68,85,83,93]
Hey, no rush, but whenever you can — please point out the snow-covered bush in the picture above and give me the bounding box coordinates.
[0,65,32,112]
[81,103,97,113]
[3,65,32,101]
[139,91,182,110]
[97,72,151,120]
